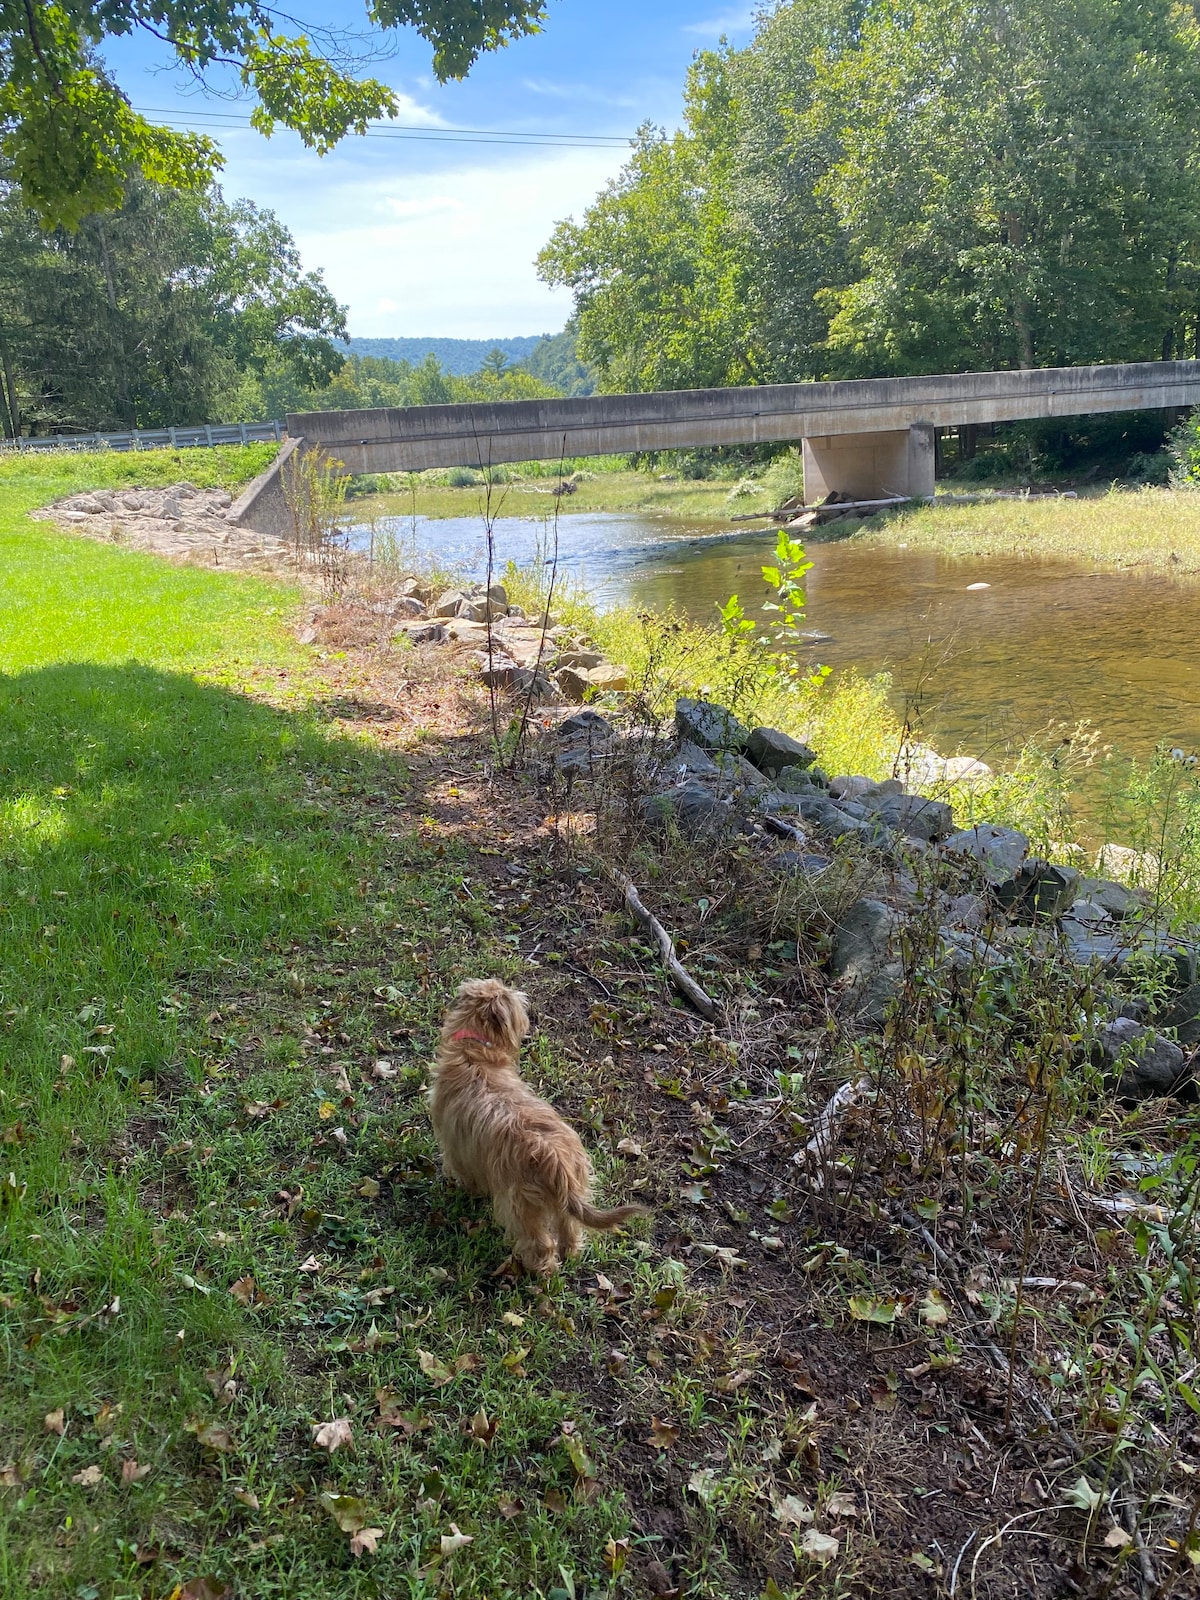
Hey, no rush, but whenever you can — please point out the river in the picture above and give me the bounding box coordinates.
[348,506,1200,765]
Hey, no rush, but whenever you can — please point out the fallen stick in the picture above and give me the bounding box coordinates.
[609,870,717,1021]
[794,1076,873,1188]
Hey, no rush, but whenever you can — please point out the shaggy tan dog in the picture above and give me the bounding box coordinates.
[429,978,649,1274]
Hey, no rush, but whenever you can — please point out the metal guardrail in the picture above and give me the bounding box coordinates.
[0,420,284,453]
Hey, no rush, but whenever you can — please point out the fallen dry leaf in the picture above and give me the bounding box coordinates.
[320,1490,371,1532]
[466,1408,497,1446]
[372,1058,398,1080]
[417,1349,454,1386]
[826,1490,859,1519]
[297,1254,321,1274]
[1104,1524,1132,1549]
[312,1417,353,1454]
[645,1416,680,1450]
[497,1494,524,1518]
[350,1526,383,1557]
[616,1138,643,1158]
[920,1287,950,1326]
[440,1523,474,1554]
[71,1464,103,1487]
[228,1275,258,1307]
[799,1529,840,1562]
[605,1536,630,1575]
[186,1420,236,1454]
[121,1459,151,1485]
[501,1310,525,1328]
[233,1488,260,1510]
[179,1579,232,1600]
[687,1468,719,1503]
[358,1177,381,1199]
[43,1409,65,1436]
[774,1493,815,1528]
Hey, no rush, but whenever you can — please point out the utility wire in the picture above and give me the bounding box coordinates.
[134,104,635,149]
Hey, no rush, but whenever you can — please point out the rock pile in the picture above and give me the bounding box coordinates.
[550,693,1199,1105]
[34,484,292,571]
[390,578,630,705]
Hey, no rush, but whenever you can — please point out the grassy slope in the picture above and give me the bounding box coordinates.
[0,456,641,1599]
[870,484,1200,574]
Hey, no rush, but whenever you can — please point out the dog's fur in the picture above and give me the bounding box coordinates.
[429,978,648,1275]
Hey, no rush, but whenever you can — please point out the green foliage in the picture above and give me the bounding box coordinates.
[522,326,596,396]
[2,1,551,227]
[541,0,1200,390]
[0,175,345,434]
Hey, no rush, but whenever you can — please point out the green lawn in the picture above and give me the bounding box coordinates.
[0,455,645,1600]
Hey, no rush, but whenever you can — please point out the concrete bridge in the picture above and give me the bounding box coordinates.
[230,360,1200,534]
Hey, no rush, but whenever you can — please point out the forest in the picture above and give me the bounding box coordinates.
[539,0,1200,394]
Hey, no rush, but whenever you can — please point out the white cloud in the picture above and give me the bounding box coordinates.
[383,91,447,128]
[380,195,465,219]
[289,147,625,337]
[681,7,758,38]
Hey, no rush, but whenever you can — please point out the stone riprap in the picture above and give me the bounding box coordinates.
[33,484,293,572]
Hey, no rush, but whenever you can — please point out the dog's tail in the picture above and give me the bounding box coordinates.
[567,1196,651,1232]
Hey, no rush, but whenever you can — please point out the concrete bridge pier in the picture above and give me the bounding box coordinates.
[802,421,935,503]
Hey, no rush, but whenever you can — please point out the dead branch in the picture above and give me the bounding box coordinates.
[609,869,717,1021]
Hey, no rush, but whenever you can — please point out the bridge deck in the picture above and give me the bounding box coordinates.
[288,360,1200,473]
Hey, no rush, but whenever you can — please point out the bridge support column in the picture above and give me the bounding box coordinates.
[802,422,935,503]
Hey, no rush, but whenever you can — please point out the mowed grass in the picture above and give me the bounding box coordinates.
[871,482,1200,573]
[0,461,644,1599]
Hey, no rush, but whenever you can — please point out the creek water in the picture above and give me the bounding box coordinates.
[350,505,1200,765]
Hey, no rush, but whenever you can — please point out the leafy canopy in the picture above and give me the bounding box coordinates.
[1,0,551,228]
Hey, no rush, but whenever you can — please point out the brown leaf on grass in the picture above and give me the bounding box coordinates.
[1104,1525,1132,1549]
[417,1349,453,1386]
[497,1494,524,1519]
[773,1493,814,1528]
[44,1409,65,1436]
[228,1275,260,1307]
[604,1537,630,1576]
[71,1464,103,1487]
[350,1527,383,1557]
[645,1416,680,1450]
[372,1059,398,1080]
[616,1138,643,1158]
[206,1368,240,1408]
[358,1178,381,1199]
[233,1488,260,1510]
[543,1488,569,1514]
[312,1417,353,1454]
[180,1579,232,1600]
[466,1409,497,1446]
[826,1490,859,1519]
[319,1490,371,1532]
[440,1522,474,1554]
[297,1254,321,1274]
[121,1459,151,1485]
[186,1420,236,1454]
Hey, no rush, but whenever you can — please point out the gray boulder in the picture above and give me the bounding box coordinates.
[775,850,831,876]
[1160,981,1200,1048]
[861,791,954,843]
[559,709,613,742]
[941,824,1030,883]
[1078,877,1142,919]
[395,621,448,645]
[433,590,467,618]
[675,698,748,753]
[746,726,817,775]
[994,861,1081,920]
[1095,1017,1188,1101]
[639,781,737,839]
[831,898,899,981]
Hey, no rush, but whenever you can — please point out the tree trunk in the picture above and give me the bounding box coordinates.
[96,218,133,427]
[0,338,18,439]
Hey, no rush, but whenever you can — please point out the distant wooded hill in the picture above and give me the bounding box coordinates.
[338,330,595,395]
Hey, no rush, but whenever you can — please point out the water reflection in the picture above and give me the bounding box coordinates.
[347,507,1200,762]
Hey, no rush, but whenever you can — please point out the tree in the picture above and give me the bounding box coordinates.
[1,0,554,228]
[537,53,762,393]
[813,0,1200,373]
[0,174,346,433]
[540,0,1200,391]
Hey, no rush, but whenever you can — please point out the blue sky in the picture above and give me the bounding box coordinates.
[102,3,760,338]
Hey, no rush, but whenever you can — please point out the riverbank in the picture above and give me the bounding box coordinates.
[6,456,1200,1596]
[868,483,1200,574]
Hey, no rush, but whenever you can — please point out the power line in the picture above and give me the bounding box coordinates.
[134,104,635,149]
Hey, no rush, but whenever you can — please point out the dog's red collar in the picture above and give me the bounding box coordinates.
[450,1027,496,1047]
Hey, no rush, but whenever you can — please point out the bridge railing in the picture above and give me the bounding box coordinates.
[0,420,285,454]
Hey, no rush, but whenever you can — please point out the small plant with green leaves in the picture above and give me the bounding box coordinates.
[719,528,831,694]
